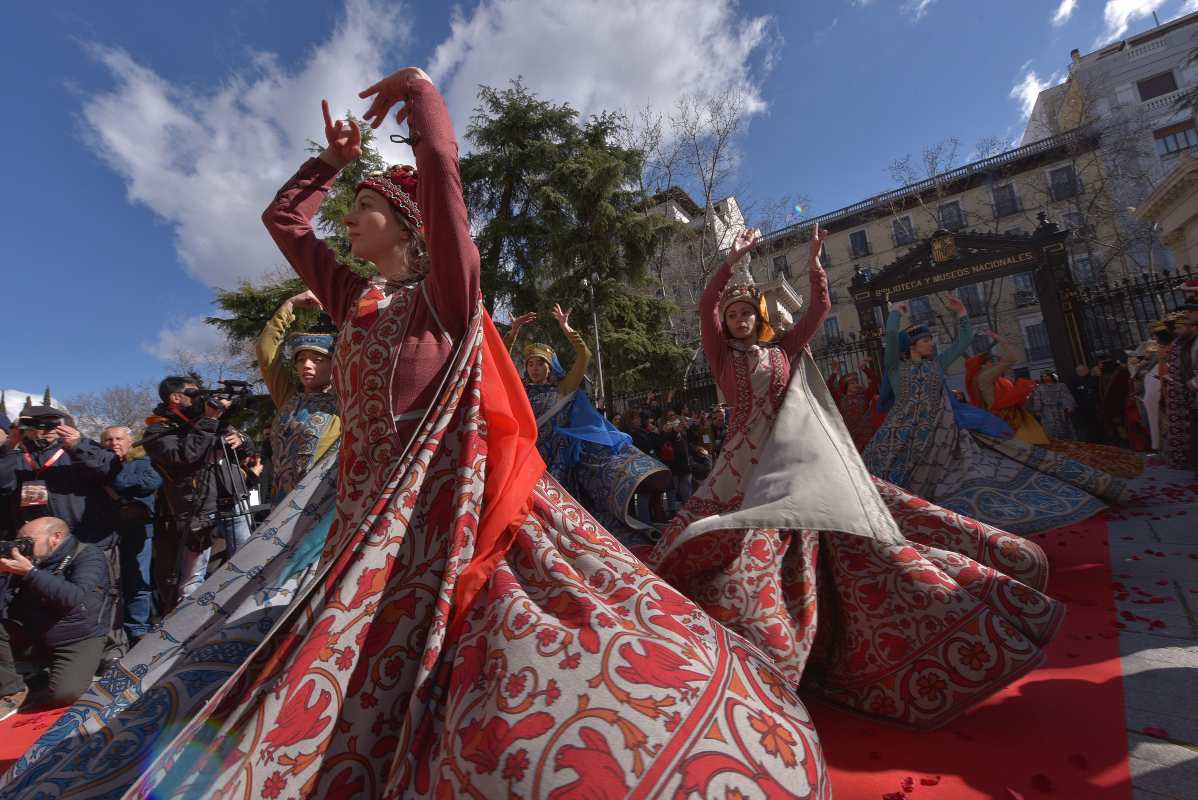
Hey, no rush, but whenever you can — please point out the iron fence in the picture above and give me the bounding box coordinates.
[1067,264,1195,364]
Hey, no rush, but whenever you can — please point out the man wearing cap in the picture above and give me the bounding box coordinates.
[0,389,120,540]
[256,289,340,500]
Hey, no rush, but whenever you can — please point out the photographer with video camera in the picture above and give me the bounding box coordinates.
[143,376,257,612]
[0,516,112,718]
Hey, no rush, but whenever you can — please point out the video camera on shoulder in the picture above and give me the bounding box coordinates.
[191,380,255,412]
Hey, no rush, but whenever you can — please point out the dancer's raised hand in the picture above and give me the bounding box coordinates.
[287,289,324,311]
[358,67,433,130]
[729,228,761,263]
[320,99,362,169]
[551,303,573,333]
[808,223,829,269]
[511,311,538,329]
[942,290,966,316]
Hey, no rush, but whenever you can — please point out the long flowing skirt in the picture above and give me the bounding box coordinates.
[865,378,1125,534]
[648,481,1064,731]
[1,333,831,799]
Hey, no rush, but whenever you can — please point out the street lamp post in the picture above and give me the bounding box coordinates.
[584,275,606,405]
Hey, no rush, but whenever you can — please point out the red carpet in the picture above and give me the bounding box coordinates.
[812,514,1131,799]
[0,706,66,773]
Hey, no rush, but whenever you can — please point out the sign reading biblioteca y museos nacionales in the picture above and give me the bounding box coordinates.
[851,232,1045,306]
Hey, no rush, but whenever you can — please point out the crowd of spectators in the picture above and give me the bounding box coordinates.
[0,377,262,720]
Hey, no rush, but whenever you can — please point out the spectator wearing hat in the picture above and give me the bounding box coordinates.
[0,389,120,541]
[256,289,340,500]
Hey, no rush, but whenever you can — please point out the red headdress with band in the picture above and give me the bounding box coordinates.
[357,164,423,232]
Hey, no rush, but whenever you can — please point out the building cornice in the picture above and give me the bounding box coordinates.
[1137,153,1198,223]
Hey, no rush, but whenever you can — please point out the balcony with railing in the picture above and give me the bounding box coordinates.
[1143,88,1187,115]
[1014,288,1039,307]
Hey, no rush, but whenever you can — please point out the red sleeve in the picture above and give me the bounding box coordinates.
[403,79,480,338]
[779,263,831,362]
[700,256,736,377]
[261,157,367,328]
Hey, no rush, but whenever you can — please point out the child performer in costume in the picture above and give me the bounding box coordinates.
[1,69,832,800]
[647,226,1062,730]
[506,304,671,536]
[256,289,340,499]
[866,302,1126,533]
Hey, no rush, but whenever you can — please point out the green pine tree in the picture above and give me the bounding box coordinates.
[462,82,690,391]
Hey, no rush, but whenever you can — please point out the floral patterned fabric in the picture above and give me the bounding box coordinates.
[0,300,833,800]
[0,79,832,799]
[1163,338,1194,469]
[649,340,1064,730]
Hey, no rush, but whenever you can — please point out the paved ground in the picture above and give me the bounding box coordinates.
[1104,460,1198,800]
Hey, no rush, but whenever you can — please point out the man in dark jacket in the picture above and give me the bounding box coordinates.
[659,411,692,511]
[1069,364,1101,443]
[99,426,162,645]
[0,516,111,717]
[143,377,256,612]
[0,394,119,541]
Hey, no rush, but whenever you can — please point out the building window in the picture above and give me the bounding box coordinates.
[1023,321,1051,362]
[1136,70,1178,102]
[892,216,916,246]
[821,244,832,266]
[773,254,791,278]
[1048,165,1079,201]
[909,296,934,323]
[1070,253,1095,285]
[993,183,1020,217]
[1013,272,1038,307]
[823,316,841,342]
[958,283,985,317]
[938,201,964,230]
[849,229,871,258]
[1154,122,1198,156]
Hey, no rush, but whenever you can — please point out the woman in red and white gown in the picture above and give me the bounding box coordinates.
[647,226,1064,730]
[0,70,834,799]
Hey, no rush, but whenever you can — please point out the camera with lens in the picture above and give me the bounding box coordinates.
[201,379,255,411]
[22,418,61,431]
[0,539,35,559]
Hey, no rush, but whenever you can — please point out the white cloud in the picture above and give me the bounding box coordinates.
[428,0,777,131]
[902,0,937,20]
[1096,0,1169,43]
[1183,0,1198,12]
[1010,67,1065,119]
[1052,0,1079,26]
[80,0,413,293]
[141,315,230,364]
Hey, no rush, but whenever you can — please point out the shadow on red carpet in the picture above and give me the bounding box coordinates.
[812,514,1131,799]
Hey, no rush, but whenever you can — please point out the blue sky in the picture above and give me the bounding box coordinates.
[3,0,1194,400]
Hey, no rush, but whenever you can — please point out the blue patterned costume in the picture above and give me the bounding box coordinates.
[864,309,1126,533]
[523,351,667,534]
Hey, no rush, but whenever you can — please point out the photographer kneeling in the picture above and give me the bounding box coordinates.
[0,517,110,719]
